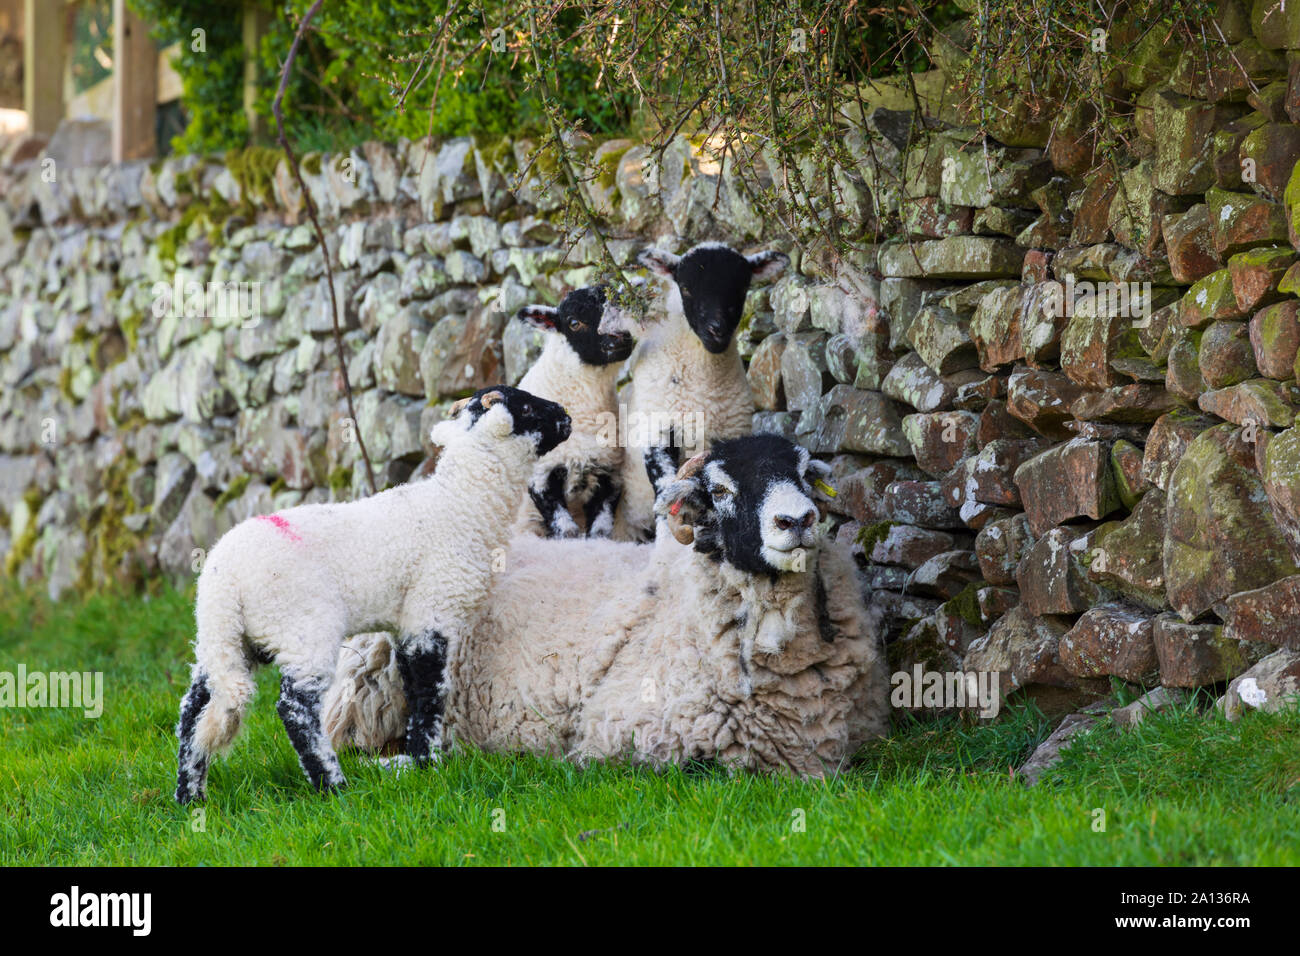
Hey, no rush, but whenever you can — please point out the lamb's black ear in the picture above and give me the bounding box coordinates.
[746,249,789,283]
[517,304,559,331]
[637,247,681,278]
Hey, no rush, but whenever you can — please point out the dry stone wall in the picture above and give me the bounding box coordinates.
[5,2,1300,712]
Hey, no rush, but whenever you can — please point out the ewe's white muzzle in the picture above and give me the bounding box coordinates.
[758,480,820,572]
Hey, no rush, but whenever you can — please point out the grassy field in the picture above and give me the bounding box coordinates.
[2,582,1298,866]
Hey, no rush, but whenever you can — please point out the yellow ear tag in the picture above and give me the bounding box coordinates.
[813,478,837,498]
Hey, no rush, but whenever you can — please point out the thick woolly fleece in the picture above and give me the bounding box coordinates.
[612,304,754,541]
[322,531,889,777]
[185,404,543,764]
[513,335,623,537]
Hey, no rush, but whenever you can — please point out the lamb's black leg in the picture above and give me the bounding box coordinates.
[583,470,622,538]
[396,633,449,764]
[276,674,347,793]
[175,674,211,804]
[528,464,579,538]
[643,444,682,497]
[644,424,683,496]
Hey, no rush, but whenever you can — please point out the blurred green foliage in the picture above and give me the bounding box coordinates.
[127,0,638,154]
[70,0,114,96]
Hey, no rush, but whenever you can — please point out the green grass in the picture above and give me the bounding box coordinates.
[2,583,1299,866]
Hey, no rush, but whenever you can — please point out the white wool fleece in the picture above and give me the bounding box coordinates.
[613,307,754,540]
[512,335,623,535]
[323,533,890,777]
[189,404,536,757]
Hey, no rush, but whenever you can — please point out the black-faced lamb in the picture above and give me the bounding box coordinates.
[514,285,635,538]
[174,385,572,803]
[322,434,889,778]
[609,241,789,541]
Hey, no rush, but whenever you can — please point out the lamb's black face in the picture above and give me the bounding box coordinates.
[656,433,830,575]
[461,385,572,456]
[517,286,635,366]
[639,243,789,354]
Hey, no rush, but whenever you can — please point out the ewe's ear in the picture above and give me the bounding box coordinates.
[638,247,680,278]
[517,305,559,332]
[803,456,835,500]
[654,451,710,544]
[655,477,704,545]
[805,457,832,481]
[746,249,789,283]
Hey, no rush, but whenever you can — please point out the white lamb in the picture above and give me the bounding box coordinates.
[609,241,789,541]
[322,434,890,778]
[513,285,634,538]
[174,385,572,803]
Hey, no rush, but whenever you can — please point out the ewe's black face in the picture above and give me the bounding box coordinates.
[639,243,789,354]
[656,434,831,575]
[452,385,571,456]
[517,286,635,367]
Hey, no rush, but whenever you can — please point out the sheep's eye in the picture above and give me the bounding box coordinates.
[568,318,584,331]
[709,485,732,500]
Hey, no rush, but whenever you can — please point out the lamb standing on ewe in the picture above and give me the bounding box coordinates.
[514,286,635,538]
[174,386,572,803]
[323,433,889,778]
[609,241,789,541]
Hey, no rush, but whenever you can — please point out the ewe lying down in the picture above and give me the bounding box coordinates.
[174,386,572,803]
[324,434,890,778]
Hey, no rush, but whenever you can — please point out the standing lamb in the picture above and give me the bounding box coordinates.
[174,385,572,803]
[609,241,789,541]
[514,285,635,538]
[323,434,889,777]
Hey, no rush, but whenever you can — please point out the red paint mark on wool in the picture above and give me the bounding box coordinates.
[256,514,302,542]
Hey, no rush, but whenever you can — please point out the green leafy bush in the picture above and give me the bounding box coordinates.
[128,0,636,155]
[128,0,249,153]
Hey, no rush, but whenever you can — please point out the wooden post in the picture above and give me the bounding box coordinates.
[22,0,63,136]
[242,1,269,141]
[112,0,156,161]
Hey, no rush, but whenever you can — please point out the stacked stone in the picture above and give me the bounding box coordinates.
[743,1,1300,717]
[0,127,768,598]
[0,0,1298,719]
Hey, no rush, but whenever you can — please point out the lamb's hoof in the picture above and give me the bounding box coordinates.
[403,750,444,770]
[372,753,417,775]
[174,785,205,805]
[315,777,348,796]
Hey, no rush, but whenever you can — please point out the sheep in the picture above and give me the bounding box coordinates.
[322,433,890,778]
[174,385,573,803]
[514,285,635,538]
[608,241,789,541]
